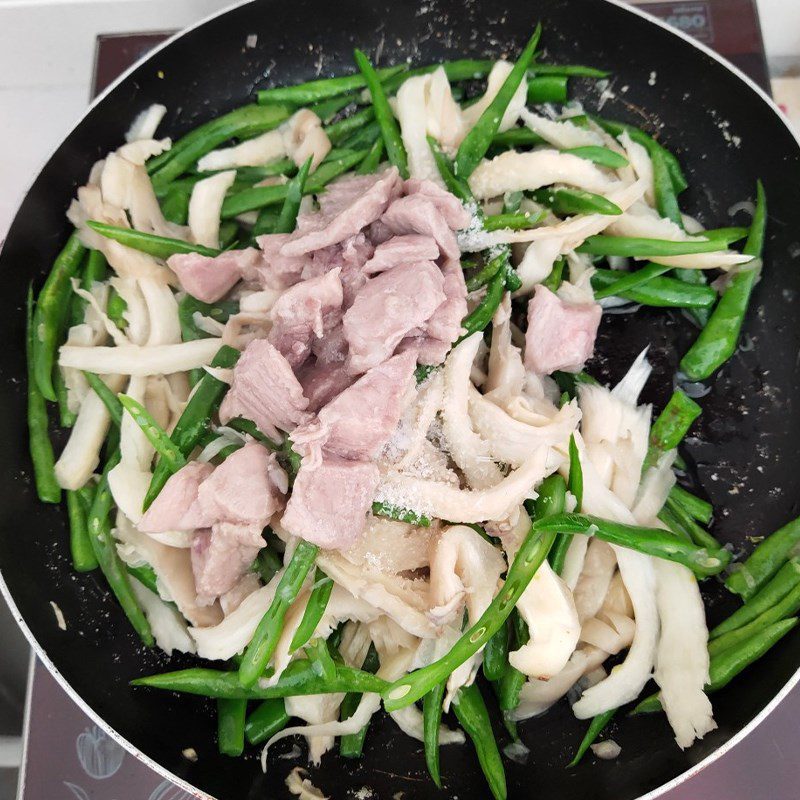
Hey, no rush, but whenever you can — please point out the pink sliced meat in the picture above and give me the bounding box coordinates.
[197,442,286,525]
[281,168,402,257]
[404,178,472,230]
[139,461,214,533]
[381,194,461,261]
[304,233,375,308]
[268,268,344,368]
[251,233,311,289]
[343,260,446,374]
[525,285,602,375]
[281,454,379,549]
[363,234,440,274]
[191,522,265,604]
[311,323,348,365]
[168,249,256,303]
[298,350,417,461]
[219,339,310,438]
[424,258,468,349]
[297,358,355,413]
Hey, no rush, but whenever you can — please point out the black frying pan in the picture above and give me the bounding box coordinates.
[2,1,800,798]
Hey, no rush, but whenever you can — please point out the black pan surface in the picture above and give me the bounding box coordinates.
[2,1,800,798]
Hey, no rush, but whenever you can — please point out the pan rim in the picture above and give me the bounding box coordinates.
[2,1,799,798]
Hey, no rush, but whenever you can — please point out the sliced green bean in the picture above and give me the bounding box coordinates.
[339,120,382,152]
[460,270,505,339]
[32,232,86,401]
[541,257,565,293]
[245,698,290,745]
[726,515,800,601]
[255,546,282,585]
[119,394,186,473]
[225,417,279,450]
[325,107,375,145]
[491,128,546,149]
[133,659,387,699]
[217,697,247,757]
[563,145,629,169]
[454,25,541,178]
[144,345,240,508]
[669,485,713,525]
[87,221,220,260]
[679,181,766,381]
[25,287,61,503]
[290,570,334,652]
[651,146,683,226]
[593,262,671,300]
[527,74,568,104]
[660,495,721,552]
[423,681,447,787]
[353,50,409,178]
[568,433,584,509]
[309,92,359,123]
[252,208,280,237]
[149,103,292,189]
[87,453,153,646]
[127,563,159,595]
[356,136,385,175]
[371,501,431,526]
[240,540,319,687]
[532,187,622,217]
[483,619,510,682]
[577,235,730,258]
[82,372,123,427]
[549,444,578,574]
[305,637,337,681]
[257,65,405,106]
[160,184,191,225]
[452,683,507,800]
[496,609,529,736]
[644,389,701,471]
[339,645,380,758]
[530,63,609,78]
[483,210,546,232]
[106,288,128,329]
[273,156,312,235]
[590,268,717,309]
[67,485,98,572]
[568,708,616,767]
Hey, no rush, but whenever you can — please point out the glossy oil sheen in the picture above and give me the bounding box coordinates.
[1,1,800,798]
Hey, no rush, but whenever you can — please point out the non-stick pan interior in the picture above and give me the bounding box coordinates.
[2,1,800,798]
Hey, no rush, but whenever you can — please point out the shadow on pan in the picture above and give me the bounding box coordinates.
[2,0,800,798]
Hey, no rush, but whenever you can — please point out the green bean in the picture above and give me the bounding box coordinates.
[218,221,239,250]
[452,683,507,800]
[339,645,380,758]
[568,708,616,767]
[454,25,541,178]
[532,187,622,217]
[87,221,220,259]
[530,63,609,78]
[25,287,61,503]
[325,107,375,145]
[31,232,86,402]
[542,257,565,293]
[534,513,730,577]
[82,372,123,427]
[67,485,98,572]
[491,128,546,149]
[127,563,159,595]
[483,210,546,232]
[660,495,721,552]
[370,501,431,526]
[590,268,717,309]
[290,570,334,652]
[106,288,128,329]
[527,75,568,104]
[353,50,409,178]
[577,235,730,258]
[483,619,510,682]
[273,156,312,235]
[568,434,583,510]
[217,697,247,756]
[178,295,238,385]
[423,681,447,787]
[221,148,366,217]
[460,270,505,339]
[53,363,76,427]
[644,389,701,471]
[118,394,186,473]
[160,184,191,224]
[549,444,578,574]
[87,453,153,646]
[669,485,713,525]
[252,208,280,237]
[651,146,683,226]
[713,559,800,640]
[144,345,240,508]
[70,248,109,326]
[240,541,319,687]
[632,618,798,716]
[383,499,556,712]
[356,136,385,175]
[552,370,599,398]
[305,637,337,681]
[465,250,507,293]
[225,417,279,449]
[309,92,359,123]
[679,181,766,381]
[257,64,406,106]
[726,515,800,601]
[496,609,529,736]
[255,546,282,585]
[593,262,671,300]
[149,104,292,189]
[245,698,290,745]
[427,136,472,202]
[339,120,382,152]
[133,659,387,699]
[563,145,629,169]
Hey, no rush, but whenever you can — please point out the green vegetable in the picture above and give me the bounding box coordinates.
[149,103,292,189]
[255,547,282,585]
[339,645,380,758]
[483,210,546,232]
[325,107,375,145]
[712,558,800,640]
[563,145,629,169]
[590,268,717,309]
[576,235,730,258]
[309,92,359,123]
[160,185,191,224]
[651,146,682,226]
[217,698,247,756]
[53,362,76,428]
[31,232,85,401]
[306,637,337,681]
[549,442,578,574]
[533,513,730,577]
[568,708,616,767]
[144,345,240,509]
[460,270,505,338]
[659,495,721,552]
[83,372,124,426]
[118,394,186,473]
[644,390,701,471]
[726,515,800,601]
[679,181,767,381]
[239,541,319,687]
[353,49,409,178]
[127,563,159,595]
[273,156,312,234]
[106,288,128,329]
[452,683,507,800]
[87,221,220,259]
[133,659,388,699]
[290,570,334,652]
[483,619,510,682]
[454,25,541,178]
[25,287,61,503]
[67,485,98,572]
[532,187,622,217]
[244,698,290,745]
[541,257,565,293]
[423,681,447,786]
[87,453,154,646]
[371,501,431,526]
[592,262,671,301]
[527,75,568,104]
[256,65,406,106]
[356,136,385,175]
[669,485,713,525]
[491,128,545,149]
[225,417,279,450]
[496,609,529,736]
